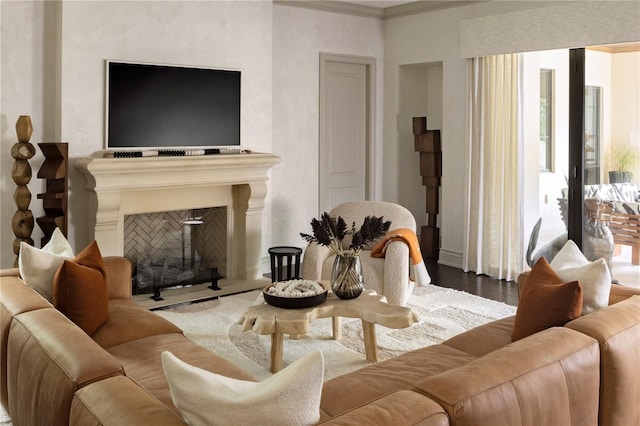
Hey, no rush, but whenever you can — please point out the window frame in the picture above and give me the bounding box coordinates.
[539,68,555,172]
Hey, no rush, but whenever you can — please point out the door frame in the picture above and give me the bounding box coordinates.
[319,52,377,213]
[568,48,585,248]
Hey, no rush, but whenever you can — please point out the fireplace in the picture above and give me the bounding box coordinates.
[76,152,280,303]
[125,207,227,299]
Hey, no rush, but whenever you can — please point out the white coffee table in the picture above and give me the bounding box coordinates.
[238,284,419,373]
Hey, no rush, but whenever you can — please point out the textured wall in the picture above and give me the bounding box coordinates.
[271,4,384,248]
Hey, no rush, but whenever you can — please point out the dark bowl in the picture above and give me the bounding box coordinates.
[263,283,328,309]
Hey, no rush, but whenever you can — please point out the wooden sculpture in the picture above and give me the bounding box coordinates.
[37,143,69,246]
[11,115,36,266]
[413,117,442,259]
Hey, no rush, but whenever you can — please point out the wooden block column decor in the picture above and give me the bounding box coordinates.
[36,143,68,246]
[11,116,37,266]
[413,117,441,259]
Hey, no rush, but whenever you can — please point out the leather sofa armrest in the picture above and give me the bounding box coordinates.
[0,268,19,277]
[415,328,600,426]
[608,283,640,305]
[8,308,124,426]
[318,390,448,426]
[103,256,132,300]
[565,295,640,426]
[71,376,185,426]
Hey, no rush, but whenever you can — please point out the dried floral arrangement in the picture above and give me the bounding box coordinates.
[300,212,391,257]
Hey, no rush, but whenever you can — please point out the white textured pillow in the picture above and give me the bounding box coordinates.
[550,240,588,270]
[551,240,611,314]
[18,228,74,301]
[162,351,324,426]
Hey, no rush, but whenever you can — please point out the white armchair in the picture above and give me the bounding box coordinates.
[301,201,418,306]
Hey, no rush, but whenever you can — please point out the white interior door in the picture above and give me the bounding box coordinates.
[319,57,369,214]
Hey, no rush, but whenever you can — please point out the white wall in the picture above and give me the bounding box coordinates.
[1,1,56,267]
[1,1,274,267]
[271,4,384,248]
[384,1,640,269]
[610,51,640,181]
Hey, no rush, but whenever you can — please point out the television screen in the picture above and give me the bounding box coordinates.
[106,61,241,150]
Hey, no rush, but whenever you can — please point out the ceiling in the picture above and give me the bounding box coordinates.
[345,1,417,8]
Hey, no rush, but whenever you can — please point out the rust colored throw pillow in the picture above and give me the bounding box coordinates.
[53,241,109,335]
[512,257,583,341]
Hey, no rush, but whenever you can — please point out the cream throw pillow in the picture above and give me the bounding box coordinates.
[550,240,611,314]
[161,351,324,426]
[18,228,74,302]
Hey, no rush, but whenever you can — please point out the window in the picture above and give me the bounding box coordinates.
[584,85,601,185]
[539,69,554,171]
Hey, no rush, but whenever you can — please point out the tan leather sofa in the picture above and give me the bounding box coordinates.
[1,259,639,425]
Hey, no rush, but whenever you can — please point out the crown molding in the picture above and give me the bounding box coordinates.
[273,1,384,19]
[383,1,483,20]
[587,42,640,54]
[273,1,482,20]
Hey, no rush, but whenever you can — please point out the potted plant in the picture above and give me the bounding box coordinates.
[608,144,639,184]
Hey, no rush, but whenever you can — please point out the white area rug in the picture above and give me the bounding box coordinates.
[155,284,516,381]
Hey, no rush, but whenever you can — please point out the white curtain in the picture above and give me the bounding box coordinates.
[463,54,524,281]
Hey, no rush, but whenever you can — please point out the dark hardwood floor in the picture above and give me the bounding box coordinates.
[425,259,519,306]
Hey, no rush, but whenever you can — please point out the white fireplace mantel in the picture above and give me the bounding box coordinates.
[76,152,280,281]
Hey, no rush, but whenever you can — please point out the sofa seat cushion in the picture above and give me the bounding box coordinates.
[92,299,182,348]
[442,316,515,357]
[71,376,185,426]
[107,333,256,414]
[320,343,475,418]
[415,328,600,426]
[318,390,448,426]
[565,295,640,426]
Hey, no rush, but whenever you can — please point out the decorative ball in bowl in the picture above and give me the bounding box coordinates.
[263,280,328,309]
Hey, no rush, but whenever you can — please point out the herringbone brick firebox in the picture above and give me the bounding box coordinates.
[124,207,227,296]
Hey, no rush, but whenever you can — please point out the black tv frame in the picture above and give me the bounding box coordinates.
[105,60,241,151]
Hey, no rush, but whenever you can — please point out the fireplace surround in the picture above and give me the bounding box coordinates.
[77,152,280,302]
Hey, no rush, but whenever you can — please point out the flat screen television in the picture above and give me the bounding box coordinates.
[105,61,241,150]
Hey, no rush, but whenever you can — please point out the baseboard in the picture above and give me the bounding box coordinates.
[261,255,271,276]
[437,248,463,269]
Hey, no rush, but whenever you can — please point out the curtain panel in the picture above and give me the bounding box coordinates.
[463,54,524,281]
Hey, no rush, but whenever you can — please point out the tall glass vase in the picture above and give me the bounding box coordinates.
[331,252,364,299]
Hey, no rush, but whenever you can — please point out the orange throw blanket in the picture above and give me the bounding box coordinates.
[371,228,431,287]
